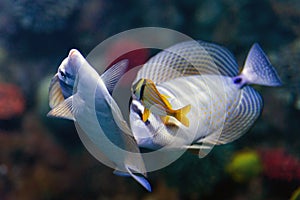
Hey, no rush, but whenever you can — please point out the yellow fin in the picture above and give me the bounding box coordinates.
[142,108,150,122]
[174,104,191,127]
[161,115,181,127]
[161,93,171,99]
[158,92,172,109]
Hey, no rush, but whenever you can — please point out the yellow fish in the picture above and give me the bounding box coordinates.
[132,78,191,127]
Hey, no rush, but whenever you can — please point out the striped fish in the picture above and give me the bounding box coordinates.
[130,40,282,157]
[132,78,191,127]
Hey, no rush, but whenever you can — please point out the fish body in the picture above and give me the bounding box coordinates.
[132,78,191,127]
[48,49,151,191]
[129,41,281,157]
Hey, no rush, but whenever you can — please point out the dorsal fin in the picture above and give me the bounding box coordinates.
[134,40,239,84]
[101,59,129,94]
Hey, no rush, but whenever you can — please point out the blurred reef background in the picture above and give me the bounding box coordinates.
[0,0,299,199]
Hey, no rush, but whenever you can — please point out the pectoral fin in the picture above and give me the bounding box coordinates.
[173,104,191,127]
[47,96,75,121]
[49,74,65,108]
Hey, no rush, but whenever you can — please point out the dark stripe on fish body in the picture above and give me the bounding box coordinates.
[140,80,146,101]
[131,101,143,120]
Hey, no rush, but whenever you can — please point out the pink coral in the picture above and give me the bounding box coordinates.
[259,148,300,181]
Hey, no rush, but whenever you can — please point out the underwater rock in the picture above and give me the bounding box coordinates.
[0,83,25,130]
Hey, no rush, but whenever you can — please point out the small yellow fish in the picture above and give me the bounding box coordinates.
[132,78,191,127]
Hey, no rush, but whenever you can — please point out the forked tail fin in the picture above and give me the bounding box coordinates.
[174,104,191,127]
[236,43,282,87]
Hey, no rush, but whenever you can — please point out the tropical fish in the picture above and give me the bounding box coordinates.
[129,40,282,157]
[132,78,191,127]
[48,49,151,191]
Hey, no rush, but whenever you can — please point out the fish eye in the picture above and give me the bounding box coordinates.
[59,70,66,78]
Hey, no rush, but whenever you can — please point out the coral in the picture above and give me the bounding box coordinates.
[259,148,300,181]
[291,187,300,200]
[0,83,25,120]
[226,150,262,183]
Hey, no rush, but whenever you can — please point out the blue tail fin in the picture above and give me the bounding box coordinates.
[113,167,152,192]
[238,43,282,87]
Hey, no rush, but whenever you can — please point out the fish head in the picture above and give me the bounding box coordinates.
[132,78,146,100]
[49,49,86,109]
[57,49,84,88]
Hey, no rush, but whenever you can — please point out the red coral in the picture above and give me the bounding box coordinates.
[259,148,300,181]
[105,39,149,85]
[0,83,25,119]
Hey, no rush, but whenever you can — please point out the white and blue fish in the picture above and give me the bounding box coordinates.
[130,41,282,157]
[48,49,151,191]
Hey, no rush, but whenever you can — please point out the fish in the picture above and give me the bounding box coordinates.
[48,49,151,191]
[132,78,191,127]
[129,40,282,157]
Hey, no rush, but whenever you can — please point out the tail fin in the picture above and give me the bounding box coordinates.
[239,43,282,87]
[174,104,191,127]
